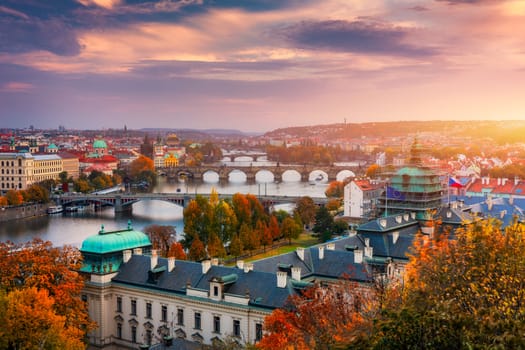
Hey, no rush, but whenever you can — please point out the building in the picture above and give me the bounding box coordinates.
[343,178,383,219]
[378,139,443,223]
[0,152,63,193]
[58,151,80,180]
[81,218,416,349]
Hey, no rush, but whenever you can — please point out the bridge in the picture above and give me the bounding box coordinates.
[221,151,267,162]
[159,163,364,182]
[58,192,330,213]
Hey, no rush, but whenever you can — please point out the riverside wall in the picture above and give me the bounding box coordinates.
[0,203,48,222]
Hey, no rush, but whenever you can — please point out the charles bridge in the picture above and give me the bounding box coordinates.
[159,163,363,182]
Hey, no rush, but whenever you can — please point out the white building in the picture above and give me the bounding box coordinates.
[344,178,383,219]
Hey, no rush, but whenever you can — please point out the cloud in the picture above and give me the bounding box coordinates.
[0,81,33,93]
[0,17,81,56]
[434,0,498,5]
[0,5,30,19]
[282,19,436,57]
[409,5,430,11]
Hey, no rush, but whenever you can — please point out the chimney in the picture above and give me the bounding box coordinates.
[202,260,211,274]
[291,266,301,281]
[236,260,245,270]
[318,245,325,260]
[133,248,142,256]
[326,243,335,251]
[168,257,175,272]
[379,219,387,228]
[211,258,219,266]
[365,246,373,258]
[296,247,305,261]
[365,238,370,247]
[354,249,363,264]
[150,250,158,270]
[123,250,132,263]
[515,176,520,186]
[277,271,287,288]
[244,263,253,273]
[497,178,501,186]
[410,212,416,219]
[395,215,402,224]
[392,231,399,244]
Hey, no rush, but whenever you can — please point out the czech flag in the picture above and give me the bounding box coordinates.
[449,177,463,188]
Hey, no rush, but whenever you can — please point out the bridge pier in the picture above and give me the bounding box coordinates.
[114,196,132,214]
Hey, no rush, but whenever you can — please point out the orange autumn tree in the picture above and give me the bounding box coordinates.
[258,279,375,350]
[372,218,525,349]
[0,239,95,348]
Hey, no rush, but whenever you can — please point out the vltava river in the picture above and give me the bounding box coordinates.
[0,174,329,247]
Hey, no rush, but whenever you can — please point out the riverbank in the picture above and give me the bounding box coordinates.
[0,203,49,223]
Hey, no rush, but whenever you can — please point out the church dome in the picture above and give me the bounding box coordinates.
[81,224,151,254]
[93,139,108,149]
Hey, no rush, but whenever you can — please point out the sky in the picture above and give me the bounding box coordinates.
[1,0,525,132]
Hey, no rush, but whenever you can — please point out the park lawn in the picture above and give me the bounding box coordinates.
[243,232,319,262]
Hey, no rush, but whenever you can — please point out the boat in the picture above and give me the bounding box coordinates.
[65,206,78,213]
[47,205,64,214]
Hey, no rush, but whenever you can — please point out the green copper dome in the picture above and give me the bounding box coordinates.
[48,143,58,149]
[93,139,108,149]
[81,224,151,254]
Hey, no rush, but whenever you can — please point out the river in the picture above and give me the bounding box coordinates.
[0,170,330,248]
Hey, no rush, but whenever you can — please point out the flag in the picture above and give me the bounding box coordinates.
[387,186,405,200]
[449,177,463,188]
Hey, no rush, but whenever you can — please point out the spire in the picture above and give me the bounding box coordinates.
[408,136,423,166]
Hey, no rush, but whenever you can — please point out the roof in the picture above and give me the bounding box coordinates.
[33,154,62,161]
[81,224,151,254]
[112,256,294,309]
[47,143,58,149]
[93,139,108,149]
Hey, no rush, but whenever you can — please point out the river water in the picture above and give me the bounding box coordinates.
[0,167,330,248]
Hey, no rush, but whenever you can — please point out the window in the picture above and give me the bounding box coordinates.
[131,300,136,315]
[116,297,122,312]
[194,312,201,330]
[146,302,152,319]
[146,329,152,345]
[131,326,137,343]
[161,305,167,322]
[177,308,184,325]
[81,294,88,303]
[213,285,219,296]
[233,320,240,337]
[117,323,122,339]
[255,323,263,342]
[213,316,221,333]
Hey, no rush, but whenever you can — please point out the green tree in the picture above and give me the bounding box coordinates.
[212,201,238,244]
[313,206,333,242]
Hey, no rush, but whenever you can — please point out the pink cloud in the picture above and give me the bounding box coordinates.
[0,82,34,93]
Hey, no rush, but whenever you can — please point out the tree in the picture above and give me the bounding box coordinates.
[232,193,251,228]
[333,218,349,235]
[281,217,301,244]
[295,196,317,229]
[366,164,380,178]
[144,225,177,257]
[167,242,187,260]
[0,239,95,347]
[313,206,334,242]
[130,155,155,179]
[268,215,281,241]
[371,219,525,349]
[188,236,206,261]
[5,189,23,205]
[212,201,238,244]
[259,279,374,350]
[257,220,273,251]
[207,232,226,258]
[25,183,49,203]
[229,234,243,258]
[183,196,213,248]
[325,181,344,198]
[1,287,85,350]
